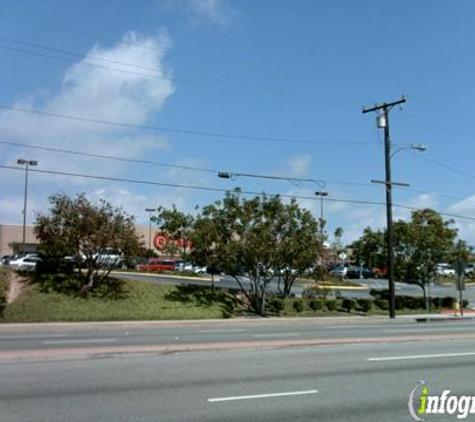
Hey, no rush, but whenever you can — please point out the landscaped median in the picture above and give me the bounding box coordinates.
[0,269,465,323]
[1,277,237,323]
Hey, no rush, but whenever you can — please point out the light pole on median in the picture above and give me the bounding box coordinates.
[17,159,38,255]
[145,208,156,251]
[314,191,329,240]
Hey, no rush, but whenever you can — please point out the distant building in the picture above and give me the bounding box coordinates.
[0,224,150,257]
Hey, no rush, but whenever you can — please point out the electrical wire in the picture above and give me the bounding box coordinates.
[0,34,366,105]
[1,139,467,198]
[0,104,376,146]
[2,164,475,222]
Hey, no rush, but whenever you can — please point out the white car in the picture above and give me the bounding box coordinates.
[436,263,455,277]
[9,256,42,271]
[94,248,124,268]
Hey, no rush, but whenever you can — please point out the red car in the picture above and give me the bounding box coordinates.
[136,258,182,272]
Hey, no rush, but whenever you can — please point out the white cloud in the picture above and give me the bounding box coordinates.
[0,31,176,224]
[447,194,475,245]
[188,0,237,26]
[286,154,312,179]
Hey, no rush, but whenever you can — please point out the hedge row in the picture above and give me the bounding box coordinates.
[0,268,10,317]
[268,294,466,315]
[267,297,387,314]
[370,289,466,310]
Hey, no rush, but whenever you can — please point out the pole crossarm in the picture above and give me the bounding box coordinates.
[371,179,410,188]
[362,96,406,114]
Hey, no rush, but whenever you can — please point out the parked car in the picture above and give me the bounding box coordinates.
[346,266,376,279]
[136,258,182,272]
[8,256,42,271]
[464,263,475,277]
[0,255,14,266]
[329,264,347,278]
[175,261,193,272]
[436,263,455,277]
[94,248,124,268]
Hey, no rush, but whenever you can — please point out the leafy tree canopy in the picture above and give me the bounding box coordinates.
[35,193,142,293]
[191,192,321,315]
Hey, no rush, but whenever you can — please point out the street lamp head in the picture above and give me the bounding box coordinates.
[410,144,426,152]
[315,191,329,197]
[145,208,156,212]
[218,172,231,179]
[17,159,38,166]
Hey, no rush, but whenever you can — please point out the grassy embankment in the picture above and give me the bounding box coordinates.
[0,271,237,322]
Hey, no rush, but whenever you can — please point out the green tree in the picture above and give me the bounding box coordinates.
[333,227,344,252]
[34,193,142,293]
[152,205,195,260]
[393,209,458,310]
[192,191,320,315]
[350,227,386,268]
[190,215,222,291]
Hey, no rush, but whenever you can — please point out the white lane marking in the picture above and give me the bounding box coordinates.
[383,326,475,334]
[250,333,299,338]
[198,329,246,334]
[208,389,318,402]
[327,324,417,330]
[368,352,475,362]
[0,334,70,340]
[43,339,117,345]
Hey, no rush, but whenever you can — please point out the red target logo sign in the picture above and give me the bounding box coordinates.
[153,233,193,251]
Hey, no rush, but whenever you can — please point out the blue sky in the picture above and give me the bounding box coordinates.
[1,0,475,245]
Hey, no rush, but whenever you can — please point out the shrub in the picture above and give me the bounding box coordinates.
[462,299,470,309]
[342,298,356,313]
[404,296,423,310]
[269,298,285,313]
[441,296,456,309]
[395,296,405,310]
[302,286,331,299]
[375,299,389,311]
[370,289,389,300]
[431,297,441,309]
[309,299,323,312]
[0,269,10,317]
[293,299,304,313]
[325,300,337,311]
[357,298,373,312]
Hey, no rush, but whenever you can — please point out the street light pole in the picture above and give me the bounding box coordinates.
[17,159,38,255]
[145,208,156,251]
[315,191,329,239]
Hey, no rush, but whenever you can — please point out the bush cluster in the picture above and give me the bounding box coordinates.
[0,269,10,317]
[370,289,460,310]
[265,291,464,316]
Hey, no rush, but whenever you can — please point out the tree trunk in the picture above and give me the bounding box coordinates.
[420,283,428,311]
[81,269,95,294]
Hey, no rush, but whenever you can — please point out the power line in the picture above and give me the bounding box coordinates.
[0,140,217,174]
[1,139,467,199]
[0,33,365,105]
[2,163,475,222]
[0,139,369,188]
[406,150,475,181]
[0,105,375,146]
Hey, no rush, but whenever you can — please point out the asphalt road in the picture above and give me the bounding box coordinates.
[1,330,475,421]
[1,317,475,353]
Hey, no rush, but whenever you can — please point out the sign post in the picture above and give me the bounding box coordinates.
[453,259,466,317]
